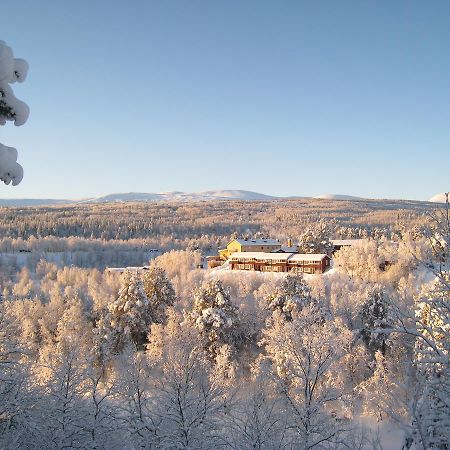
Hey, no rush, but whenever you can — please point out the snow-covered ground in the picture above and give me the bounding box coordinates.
[359,417,414,450]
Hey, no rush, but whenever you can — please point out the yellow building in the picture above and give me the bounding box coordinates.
[219,238,281,260]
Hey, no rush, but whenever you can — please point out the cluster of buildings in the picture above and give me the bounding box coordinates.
[208,238,360,274]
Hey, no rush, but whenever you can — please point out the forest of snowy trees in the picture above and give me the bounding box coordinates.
[0,199,449,449]
[0,197,434,276]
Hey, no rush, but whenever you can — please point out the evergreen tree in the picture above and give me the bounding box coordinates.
[141,266,175,324]
[266,273,313,321]
[359,287,393,355]
[186,279,239,358]
[96,270,151,355]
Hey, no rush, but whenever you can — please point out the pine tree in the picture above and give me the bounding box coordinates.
[141,266,175,324]
[186,279,239,358]
[359,286,393,355]
[266,273,313,321]
[96,270,151,355]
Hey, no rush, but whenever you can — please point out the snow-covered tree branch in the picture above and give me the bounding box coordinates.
[0,40,29,185]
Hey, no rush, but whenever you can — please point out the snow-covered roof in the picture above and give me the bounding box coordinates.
[288,254,329,262]
[106,266,150,273]
[331,239,362,247]
[272,246,298,253]
[233,238,280,246]
[230,252,328,262]
[230,252,291,261]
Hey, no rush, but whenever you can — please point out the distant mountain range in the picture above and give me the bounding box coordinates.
[0,190,276,206]
[0,190,447,207]
[84,190,277,203]
[0,198,73,207]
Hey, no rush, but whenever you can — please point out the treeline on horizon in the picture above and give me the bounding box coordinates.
[0,197,431,254]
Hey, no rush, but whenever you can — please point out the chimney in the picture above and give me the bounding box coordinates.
[288,238,292,247]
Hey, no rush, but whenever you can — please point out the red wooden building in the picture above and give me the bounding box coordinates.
[229,252,330,274]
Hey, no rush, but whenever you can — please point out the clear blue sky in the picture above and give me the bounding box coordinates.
[1,1,449,200]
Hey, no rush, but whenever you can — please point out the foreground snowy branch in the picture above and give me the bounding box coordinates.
[0,40,29,185]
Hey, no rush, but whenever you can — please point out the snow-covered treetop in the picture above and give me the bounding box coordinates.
[0,40,29,186]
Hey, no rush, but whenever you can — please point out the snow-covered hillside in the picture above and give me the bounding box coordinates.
[0,198,76,207]
[78,190,276,203]
[0,190,276,206]
[313,193,364,201]
[429,192,449,203]
[2,191,446,207]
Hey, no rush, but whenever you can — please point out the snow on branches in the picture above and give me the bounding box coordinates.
[411,272,450,448]
[260,304,350,448]
[0,40,29,185]
[266,272,313,321]
[358,286,393,355]
[96,271,152,355]
[185,279,239,359]
[297,219,334,256]
[95,268,176,358]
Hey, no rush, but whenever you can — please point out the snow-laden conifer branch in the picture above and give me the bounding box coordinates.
[0,40,29,185]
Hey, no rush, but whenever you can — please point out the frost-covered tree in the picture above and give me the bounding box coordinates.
[0,40,29,185]
[12,267,36,299]
[427,193,450,268]
[0,309,41,449]
[80,364,116,449]
[185,279,239,358]
[358,286,393,356]
[35,300,93,448]
[297,220,334,256]
[409,274,450,449]
[260,305,349,448]
[95,271,151,357]
[113,349,160,449]
[148,309,230,448]
[266,273,314,321]
[359,348,417,436]
[382,201,450,449]
[226,360,288,450]
[141,266,176,324]
[151,249,203,300]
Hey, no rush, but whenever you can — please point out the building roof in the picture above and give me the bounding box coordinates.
[230,252,329,262]
[234,238,280,246]
[272,246,298,253]
[230,252,291,261]
[106,266,150,273]
[331,239,363,247]
[289,253,329,262]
